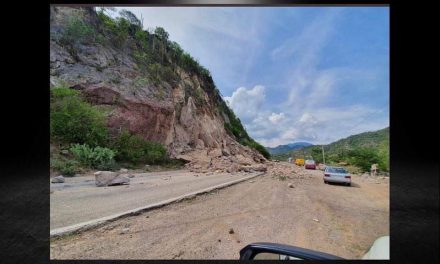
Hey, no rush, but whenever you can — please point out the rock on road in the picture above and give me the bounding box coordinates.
[50,163,389,259]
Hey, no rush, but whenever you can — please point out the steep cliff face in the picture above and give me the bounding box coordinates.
[50,7,267,172]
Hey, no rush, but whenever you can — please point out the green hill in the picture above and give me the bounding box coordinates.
[275,127,389,173]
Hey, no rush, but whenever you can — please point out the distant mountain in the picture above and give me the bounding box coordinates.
[266,142,313,155]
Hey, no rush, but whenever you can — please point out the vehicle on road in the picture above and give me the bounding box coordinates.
[294,158,305,166]
[323,166,351,186]
[240,236,389,260]
[304,159,316,170]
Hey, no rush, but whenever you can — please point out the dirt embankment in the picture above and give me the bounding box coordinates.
[51,162,389,259]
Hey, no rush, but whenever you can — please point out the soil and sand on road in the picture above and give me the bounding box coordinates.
[50,162,389,259]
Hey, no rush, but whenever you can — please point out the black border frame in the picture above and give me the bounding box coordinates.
[2,0,438,263]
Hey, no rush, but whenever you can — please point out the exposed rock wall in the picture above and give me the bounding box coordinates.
[50,7,266,172]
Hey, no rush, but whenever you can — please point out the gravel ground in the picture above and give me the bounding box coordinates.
[50,162,389,260]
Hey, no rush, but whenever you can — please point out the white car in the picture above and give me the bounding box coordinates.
[323,166,351,186]
[362,236,390,259]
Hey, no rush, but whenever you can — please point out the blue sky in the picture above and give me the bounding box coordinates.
[112,7,389,147]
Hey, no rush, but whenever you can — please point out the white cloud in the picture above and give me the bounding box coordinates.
[224,85,265,123]
[268,112,286,124]
[298,112,318,124]
[237,100,388,147]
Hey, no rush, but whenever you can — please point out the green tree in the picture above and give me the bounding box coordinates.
[113,17,130,47]
[154,27,169,41]
[135,30,149,50]
[119,9,141,27]
[169,41,184,65]
[347,148,381,172]
[310,146,323,163]
[153,27,169,63]
[60,16,95,46]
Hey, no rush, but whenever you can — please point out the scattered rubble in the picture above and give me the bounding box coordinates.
[182,146,267,174]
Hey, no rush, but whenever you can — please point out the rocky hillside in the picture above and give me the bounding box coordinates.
[50,7,268,173]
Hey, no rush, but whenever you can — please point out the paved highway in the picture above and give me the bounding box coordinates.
[50,170,261,230]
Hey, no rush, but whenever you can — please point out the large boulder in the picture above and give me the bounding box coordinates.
[208,148,222,158]
[235,154,254,166]
[239,166,252,172]
[226,163,240,173]
[240,164,267,172]
[108,175,130,186]
[251,164,268,172]
[51,175,65,183]
[94,171,130,187]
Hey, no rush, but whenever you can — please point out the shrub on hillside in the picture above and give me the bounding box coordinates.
[97,9,131,48]
[60,16,95,46]
[50,87,109,147]
[243,139,271,159]
[70,144,116,170]
[112,131,167,164]
[51,158,80,177]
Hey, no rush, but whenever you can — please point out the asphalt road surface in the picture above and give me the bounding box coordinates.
[50,170,261,230]
[51,163,389,259]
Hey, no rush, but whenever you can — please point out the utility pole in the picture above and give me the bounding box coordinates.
[322,145,326,165]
